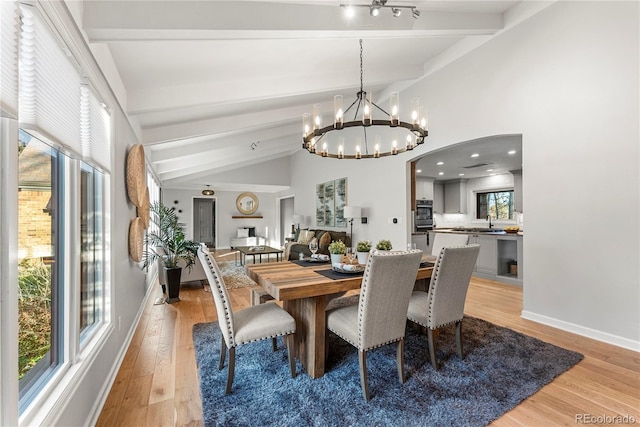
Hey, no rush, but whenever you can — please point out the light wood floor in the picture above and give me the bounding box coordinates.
[96,252,640,426]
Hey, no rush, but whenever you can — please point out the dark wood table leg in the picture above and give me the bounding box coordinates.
[283,295,327,379]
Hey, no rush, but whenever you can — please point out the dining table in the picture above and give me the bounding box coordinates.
[245,258,434,379]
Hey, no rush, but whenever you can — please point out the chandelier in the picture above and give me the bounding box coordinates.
[202,185,215,196]
[302,39,428,159]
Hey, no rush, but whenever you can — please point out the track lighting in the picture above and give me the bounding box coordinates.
[340,2,420,19]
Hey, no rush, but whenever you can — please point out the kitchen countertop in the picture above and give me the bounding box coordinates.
[433,228,523,236]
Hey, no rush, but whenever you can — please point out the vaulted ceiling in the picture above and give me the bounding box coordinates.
[79,0,523,191]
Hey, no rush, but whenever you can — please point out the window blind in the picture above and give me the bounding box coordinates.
[19,4,82,156]
[1,0,19,119]
[80,85,111,172]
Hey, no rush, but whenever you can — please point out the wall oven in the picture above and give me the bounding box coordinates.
[415,199,433,232]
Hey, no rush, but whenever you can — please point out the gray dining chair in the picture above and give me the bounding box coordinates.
[197,244,296,394]
[326,249,423,401]
[407,244,480,370]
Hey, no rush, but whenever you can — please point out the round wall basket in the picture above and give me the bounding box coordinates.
[138,187,150,229]
[126,144,147,207]
[128,217,144,263]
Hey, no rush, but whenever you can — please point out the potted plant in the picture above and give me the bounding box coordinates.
[376,239,393,251]
[328,240,347,264]
[356,240,372,264]
[143,202,199,303]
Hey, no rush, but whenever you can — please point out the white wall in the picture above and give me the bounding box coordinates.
[163,188,280,249]
[288,150,415,250]
[290,1,640,348]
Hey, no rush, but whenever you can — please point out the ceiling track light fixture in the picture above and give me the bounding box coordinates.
[302,39,428,160]
[341,1,420,19]
[202,185,215,196]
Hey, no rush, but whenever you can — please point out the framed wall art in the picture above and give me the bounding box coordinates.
[316,177,347,227]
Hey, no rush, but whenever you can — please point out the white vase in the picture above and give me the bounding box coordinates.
[357,251,369,265]
[330,253,343,265]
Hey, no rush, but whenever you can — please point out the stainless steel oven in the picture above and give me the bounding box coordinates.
[415,199,433,231]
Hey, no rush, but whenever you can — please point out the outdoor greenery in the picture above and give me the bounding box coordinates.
[143,202,199,270]
[18,258,52,379]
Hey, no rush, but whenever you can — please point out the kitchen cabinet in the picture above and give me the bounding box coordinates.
[416,177,434,201]
[469,234,497,276]
[444,179,468,213]
[411,234,429,253]
[433,182,444,213]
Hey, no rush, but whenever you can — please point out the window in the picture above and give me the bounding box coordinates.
[17,131,64,408]
[13,4,111,419]
[477,190,514,220]
[80,163,104,338]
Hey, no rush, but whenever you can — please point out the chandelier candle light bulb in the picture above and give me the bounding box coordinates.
[334,95,344,129]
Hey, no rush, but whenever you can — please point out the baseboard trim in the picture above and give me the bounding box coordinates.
[521,310,640,352]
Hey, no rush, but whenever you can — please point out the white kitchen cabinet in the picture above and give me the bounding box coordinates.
[433,182,444,213]
[411,234,429,253]
[469,234,497,277]
[444,179,468,213]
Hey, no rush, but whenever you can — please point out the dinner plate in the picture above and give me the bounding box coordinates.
[332,265,365,274]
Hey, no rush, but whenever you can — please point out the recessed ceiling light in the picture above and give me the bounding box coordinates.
[487,169,494,172]
[436,161,444,166]
[438,172,444,176]
[416,169,422,173]
[470,153,479,158]
[458,173,465,176]
[508,150,516,155]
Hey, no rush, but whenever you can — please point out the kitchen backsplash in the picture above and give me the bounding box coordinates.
[434,212,524,229]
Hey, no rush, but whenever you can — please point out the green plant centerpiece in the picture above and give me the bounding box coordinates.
[328,240,347,264]
[328,240,347,254]
[376,239,393,251]
[356,240,372,264]
[143,202,199,303]
[356,240,372,252]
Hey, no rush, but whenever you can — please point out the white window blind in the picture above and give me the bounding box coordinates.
[1,0,19,119]
[80,85,111,172]
[19,5,82,156]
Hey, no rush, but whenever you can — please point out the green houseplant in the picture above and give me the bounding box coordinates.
[143,202,199,303]
[356,240,372,264]
[328,240,346,264]
[376,239,393,251]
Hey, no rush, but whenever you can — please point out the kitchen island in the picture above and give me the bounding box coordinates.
[432,228,523,286]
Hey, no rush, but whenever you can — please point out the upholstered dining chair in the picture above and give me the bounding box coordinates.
[407,244,480,370]
[326,249,423,401]
[425,233,469,262]
[197,244,296,394]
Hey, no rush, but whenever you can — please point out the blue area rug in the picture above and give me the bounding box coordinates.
[193,316,582,426]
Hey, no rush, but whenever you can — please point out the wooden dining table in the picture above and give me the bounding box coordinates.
[245,259,434,379]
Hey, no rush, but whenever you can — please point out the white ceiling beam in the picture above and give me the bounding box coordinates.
[149,122,300,163]
[157,138,299,182]
[83,2,503,41]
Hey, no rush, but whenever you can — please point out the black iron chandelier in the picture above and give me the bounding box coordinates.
[302,39,428,159]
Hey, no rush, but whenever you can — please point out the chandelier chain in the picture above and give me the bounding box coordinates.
[359,39,364,94]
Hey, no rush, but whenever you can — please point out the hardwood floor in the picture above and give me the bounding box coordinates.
[96,255,640,426]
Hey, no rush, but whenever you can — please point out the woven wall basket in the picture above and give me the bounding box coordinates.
[126,144,146,207]
[129,217,144,263]
[138,186,150,229]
